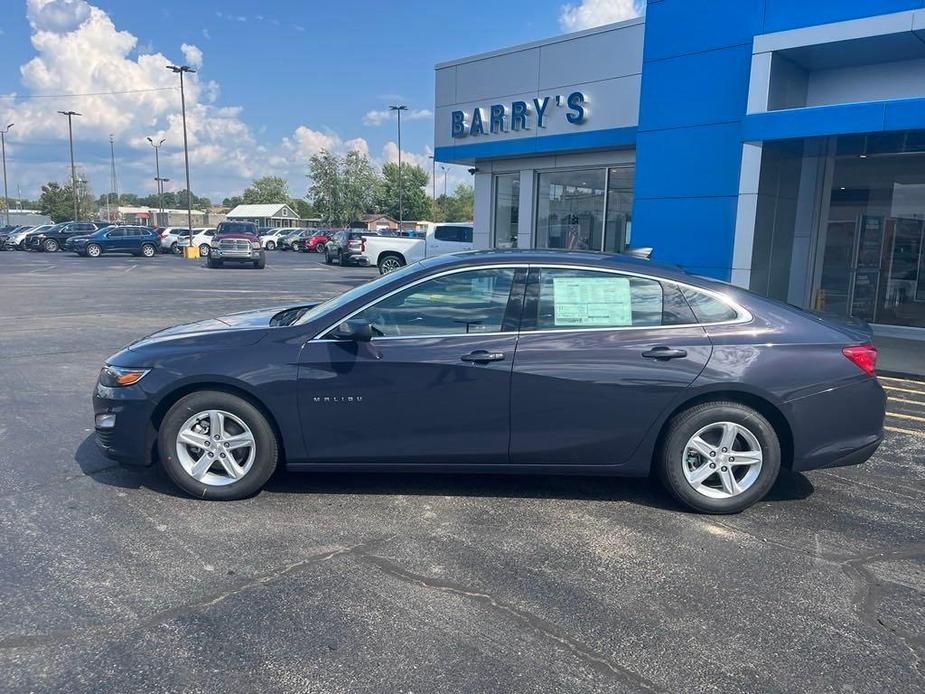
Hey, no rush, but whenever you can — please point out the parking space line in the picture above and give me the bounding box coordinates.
[878,375,924,384]
[882,385,925,396]
[886,411,925,423]
[885,425,925,437]
[888,397,925,408]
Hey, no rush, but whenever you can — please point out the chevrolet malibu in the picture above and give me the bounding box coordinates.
[93,250,885,513]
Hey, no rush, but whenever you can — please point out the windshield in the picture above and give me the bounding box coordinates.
[293,261,424,326]
[217,222,257,234]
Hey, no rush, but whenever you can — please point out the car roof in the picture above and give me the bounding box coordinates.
[421,249,695,283]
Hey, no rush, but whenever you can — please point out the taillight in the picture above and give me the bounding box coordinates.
[842,344,877,376]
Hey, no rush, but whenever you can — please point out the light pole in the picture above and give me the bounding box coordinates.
[147,136,166,226]
[390,104,407,229]
[58,110,81,220]
[440,165,448,217]
[1,123,12,226]
[428,154,436,200]
[166,64,196,253]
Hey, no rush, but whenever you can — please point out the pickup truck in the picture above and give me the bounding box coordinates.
[359,222,475,274]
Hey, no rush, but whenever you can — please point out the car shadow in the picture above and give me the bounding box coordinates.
[75,434,815,510]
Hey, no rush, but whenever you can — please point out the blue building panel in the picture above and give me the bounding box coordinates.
[631,196,739,278]
[762,0,925,33]
[635,123,744,199]
[643,0,765,62]
[637,45,753,132]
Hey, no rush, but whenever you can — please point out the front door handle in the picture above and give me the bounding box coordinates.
[461,350,505,363]
[641,346,688,361]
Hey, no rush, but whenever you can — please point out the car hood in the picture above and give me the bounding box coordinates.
[125,303,318,351]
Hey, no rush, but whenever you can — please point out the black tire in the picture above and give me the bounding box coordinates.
[378,253,405,275]
[266,241,276,251]
[157,390,278,500]
[199,243,210,257]
[86,243,102,258]
[43,238,59,252]
[170,242,179,254]
[657,401,781,514]
[254,256,266,269]
[324,251,333,265]
[141,243,157,258]
[207,256,222,268]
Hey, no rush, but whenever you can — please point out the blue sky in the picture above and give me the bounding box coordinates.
[0,0,643,204]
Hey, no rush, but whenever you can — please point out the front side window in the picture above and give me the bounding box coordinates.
[531,268,695,329]
[355,268,516,338]
[107,228,125,238]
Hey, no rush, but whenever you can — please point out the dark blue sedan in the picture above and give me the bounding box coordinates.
[92,250,885,513]
[69,225,161,257]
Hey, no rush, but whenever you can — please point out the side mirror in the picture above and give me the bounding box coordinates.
[331,318,373,342]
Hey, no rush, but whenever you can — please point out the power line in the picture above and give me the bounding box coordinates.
[0,86,178,101]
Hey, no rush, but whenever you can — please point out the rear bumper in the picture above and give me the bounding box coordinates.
[785,376,886,472]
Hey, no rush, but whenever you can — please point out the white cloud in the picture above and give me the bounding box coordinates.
[180,43,203,68]
[363,108,433,127]
[559,0,645,32]
[201,28,210,40]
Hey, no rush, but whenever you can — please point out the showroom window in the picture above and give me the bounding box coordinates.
[492,173,520,248]
[534,166,634,252]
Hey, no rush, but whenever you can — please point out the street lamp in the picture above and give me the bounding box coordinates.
[440,165,448,217]
[166,64,196,254]
[57,110,81,220]
[147,136,166,226]
[390,104,407,229]
[1,123,12,226]
[428,154,436,201]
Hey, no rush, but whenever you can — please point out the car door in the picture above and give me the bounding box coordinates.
[103,227,127,252]
[298,265,526,463]
[509,265,713,465]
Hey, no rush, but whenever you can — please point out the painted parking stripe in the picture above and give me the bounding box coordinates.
[878,375,925,384]
[885,425,925,437]
[882,385,925,396]
[886,411,925,423]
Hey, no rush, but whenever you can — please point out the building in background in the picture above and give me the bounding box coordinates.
[7,210,51,226]
[225,203,301,228]
[434,0,925,338]
[350,214,400,231]
[117,206,208,227]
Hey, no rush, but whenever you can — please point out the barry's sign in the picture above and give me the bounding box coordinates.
[451,91,588,139]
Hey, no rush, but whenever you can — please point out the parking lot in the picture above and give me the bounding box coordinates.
[1,249,923,693]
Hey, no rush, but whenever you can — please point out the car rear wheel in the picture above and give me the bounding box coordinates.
[314,244,325,253]
[141,243,157,257]
[43,238,59,252]
[86,243,102,258]
[158,391,278,500]
[657,401,780,514]
[170,242,179,254]
[266,241,276,251]
[324,251,333,265]
[199,243,210,256]
[207,256,222,268]
[378,254,404,274]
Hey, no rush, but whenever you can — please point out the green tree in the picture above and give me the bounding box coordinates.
[222,195,243,208]
[307,150,346,225]
[341,151,380,223]
[39,182,72,222]
[379,162,430,222]
[444,183,474,221]
[289,197,314,220]
[242,176,290,204]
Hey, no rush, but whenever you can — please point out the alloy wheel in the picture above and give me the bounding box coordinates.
[87,244,101,257]
[142,244,155,257]
[380,257,402,274]
[681,421,763,499]
[199,244,210,256]
[175,409,256,486]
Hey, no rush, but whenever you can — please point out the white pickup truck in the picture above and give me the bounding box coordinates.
[359,222,475,274]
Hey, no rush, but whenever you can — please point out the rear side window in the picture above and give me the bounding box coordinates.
[533,268,667,329]
[681,288,740,324]
[434,225,473,243]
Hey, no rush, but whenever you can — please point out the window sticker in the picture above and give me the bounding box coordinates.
[552,276,632,326]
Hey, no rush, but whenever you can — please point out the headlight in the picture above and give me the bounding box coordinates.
[99,365,150,387]
[250,241,260,249]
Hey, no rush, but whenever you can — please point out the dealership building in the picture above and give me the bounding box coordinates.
[434,0,925,337]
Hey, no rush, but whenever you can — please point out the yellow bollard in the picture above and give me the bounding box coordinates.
[183,246,200,260]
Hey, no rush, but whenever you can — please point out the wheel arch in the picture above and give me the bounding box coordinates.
[150,381,288,465]
[654,388,795,471]
[377,250,406,266]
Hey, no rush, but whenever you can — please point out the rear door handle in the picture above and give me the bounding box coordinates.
[461,350,505,363]
[641,346,688,360]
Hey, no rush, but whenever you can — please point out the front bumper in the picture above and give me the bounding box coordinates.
[92,381,158,466]
[210,248,264,261]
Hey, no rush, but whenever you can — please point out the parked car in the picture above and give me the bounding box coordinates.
[257,228,290,250]
[360,222,475,274]
[176,228,217,256]
[159,227,192,254]
[324,230,373,266]
[7,224,52,249]
[68,225,161,257]
[0,225,32,250]
[28,221,110,252]
[300,230,332,253]
[206,221,266,269]
[92,249,885,511]
[277,229,309,251]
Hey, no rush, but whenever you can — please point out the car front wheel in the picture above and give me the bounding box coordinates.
[266,241,276,251]
[199,243,210,256]
[158,391,278,500]
[43,238,59,252]
[657,401,780,514]
[141,243,157,257]
[86,243,102,258]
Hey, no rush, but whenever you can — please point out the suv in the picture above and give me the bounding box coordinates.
[301,230,331,253]
[28,221,108,252]
[324,230,372,266]
[68,226,161,257]
[207,221,266,269]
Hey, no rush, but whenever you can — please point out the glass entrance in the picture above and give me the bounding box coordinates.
[816,136,925,329]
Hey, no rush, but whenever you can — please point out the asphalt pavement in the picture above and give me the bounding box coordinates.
[0,248,923,693]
